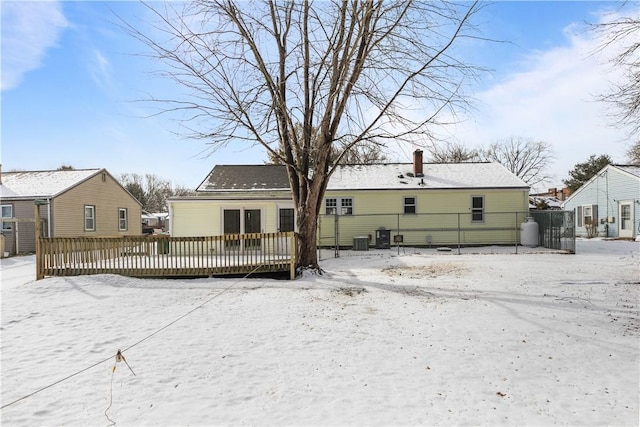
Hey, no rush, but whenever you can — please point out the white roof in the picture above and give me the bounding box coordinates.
[0,169,101,198]
[529,196,563,209]
[615,165,640,179]
[327,162,528,190]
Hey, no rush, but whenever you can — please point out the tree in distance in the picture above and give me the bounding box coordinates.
[119,173,195,213]
[425,137,553,188]
[563,154,612,193]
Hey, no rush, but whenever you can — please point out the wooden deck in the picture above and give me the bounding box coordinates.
[36,232,298,280]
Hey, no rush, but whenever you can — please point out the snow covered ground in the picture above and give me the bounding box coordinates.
[1,239,638,426]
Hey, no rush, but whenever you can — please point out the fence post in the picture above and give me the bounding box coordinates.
[515,212,519,254]
[457,213,461,255]
[334,213,339,258]
[396,214,400,256]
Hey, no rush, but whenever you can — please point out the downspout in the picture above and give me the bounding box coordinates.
[168,202,173,235]
[605,171,609,238]
[47,198,52,237]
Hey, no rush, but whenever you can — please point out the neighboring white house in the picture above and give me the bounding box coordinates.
[562,164,640,239]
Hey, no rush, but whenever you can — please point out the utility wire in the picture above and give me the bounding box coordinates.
[1,264,266,410]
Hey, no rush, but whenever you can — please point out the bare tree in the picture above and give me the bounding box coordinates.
[120,173,194,212]
[124,0,484,269]
[267,123,388,165]
[426,141,481,163]
[591,4,640,137]
[481,137,553,187]
[626,140,640,165]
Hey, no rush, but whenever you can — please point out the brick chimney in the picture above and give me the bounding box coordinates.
[413,150,423,176]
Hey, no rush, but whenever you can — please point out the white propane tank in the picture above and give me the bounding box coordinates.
[520,217,539,247]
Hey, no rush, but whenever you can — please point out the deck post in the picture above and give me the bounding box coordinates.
[34,200,48,280]
[290,232,297,280]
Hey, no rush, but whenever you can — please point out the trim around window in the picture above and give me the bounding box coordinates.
[118,208,128,231]
[84,205,96,231]
[1,204,13,230]
[471,195,484,223]
[577,204,597,227]
[325,197,353,215]
[403,196,416,214]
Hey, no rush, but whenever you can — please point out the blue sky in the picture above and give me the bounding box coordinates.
[1,1,637,190]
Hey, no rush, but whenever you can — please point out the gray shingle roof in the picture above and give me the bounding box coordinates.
[197,165,290,192]
[196,162,528,192]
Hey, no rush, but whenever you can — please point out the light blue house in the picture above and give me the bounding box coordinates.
[562,164,640,239]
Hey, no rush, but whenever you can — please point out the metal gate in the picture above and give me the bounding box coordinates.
[529,210,575,253]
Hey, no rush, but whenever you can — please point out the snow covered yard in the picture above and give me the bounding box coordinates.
[1,239,638,426]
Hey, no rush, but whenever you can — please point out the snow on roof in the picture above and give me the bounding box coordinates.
[327,162,529,190]
[614,165,640,179]
[529,196,563,209]
[0,184,19,198]
[0,169,101,198]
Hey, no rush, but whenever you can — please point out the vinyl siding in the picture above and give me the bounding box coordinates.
[53,172,142,237]
[320,188,529,247]
[0,200,48,254]
[171,199,294,237]
[323,188,528,215]
[563,167,640,238]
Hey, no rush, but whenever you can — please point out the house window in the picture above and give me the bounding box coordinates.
[84,205,96,231]
[471,196,484,222]
[325,198,337,215]
[325,197,353,215]
[340,198,353,215]
[118,208,128,231]
[1,205,12,230]
[279,208,295,232]
[577,205,597,227]
[404,197,416,214]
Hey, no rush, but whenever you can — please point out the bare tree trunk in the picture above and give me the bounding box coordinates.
[296,203,318,268]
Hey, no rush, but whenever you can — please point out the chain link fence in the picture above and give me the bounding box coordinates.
[317,210,575,259]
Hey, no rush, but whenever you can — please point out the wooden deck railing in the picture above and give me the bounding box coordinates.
[36,232,298,280]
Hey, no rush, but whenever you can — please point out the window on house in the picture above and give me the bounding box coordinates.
[325,197,353,215]
[118,208,128,231]
[279,208,295,232]
[84,205,96,231]
[340,198,353,215]
[404,197,416,214]
[325,198,337,215]
[577,205,597,227]
[1,205,13,230]
[471,196,484,222]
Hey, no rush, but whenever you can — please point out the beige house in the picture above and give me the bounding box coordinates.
[168,150,530,250]
[0,168,142,255]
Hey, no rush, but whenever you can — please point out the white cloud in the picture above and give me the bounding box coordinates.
[450,14,634,186]
[90,49,112,90]
[1,1,68,91]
